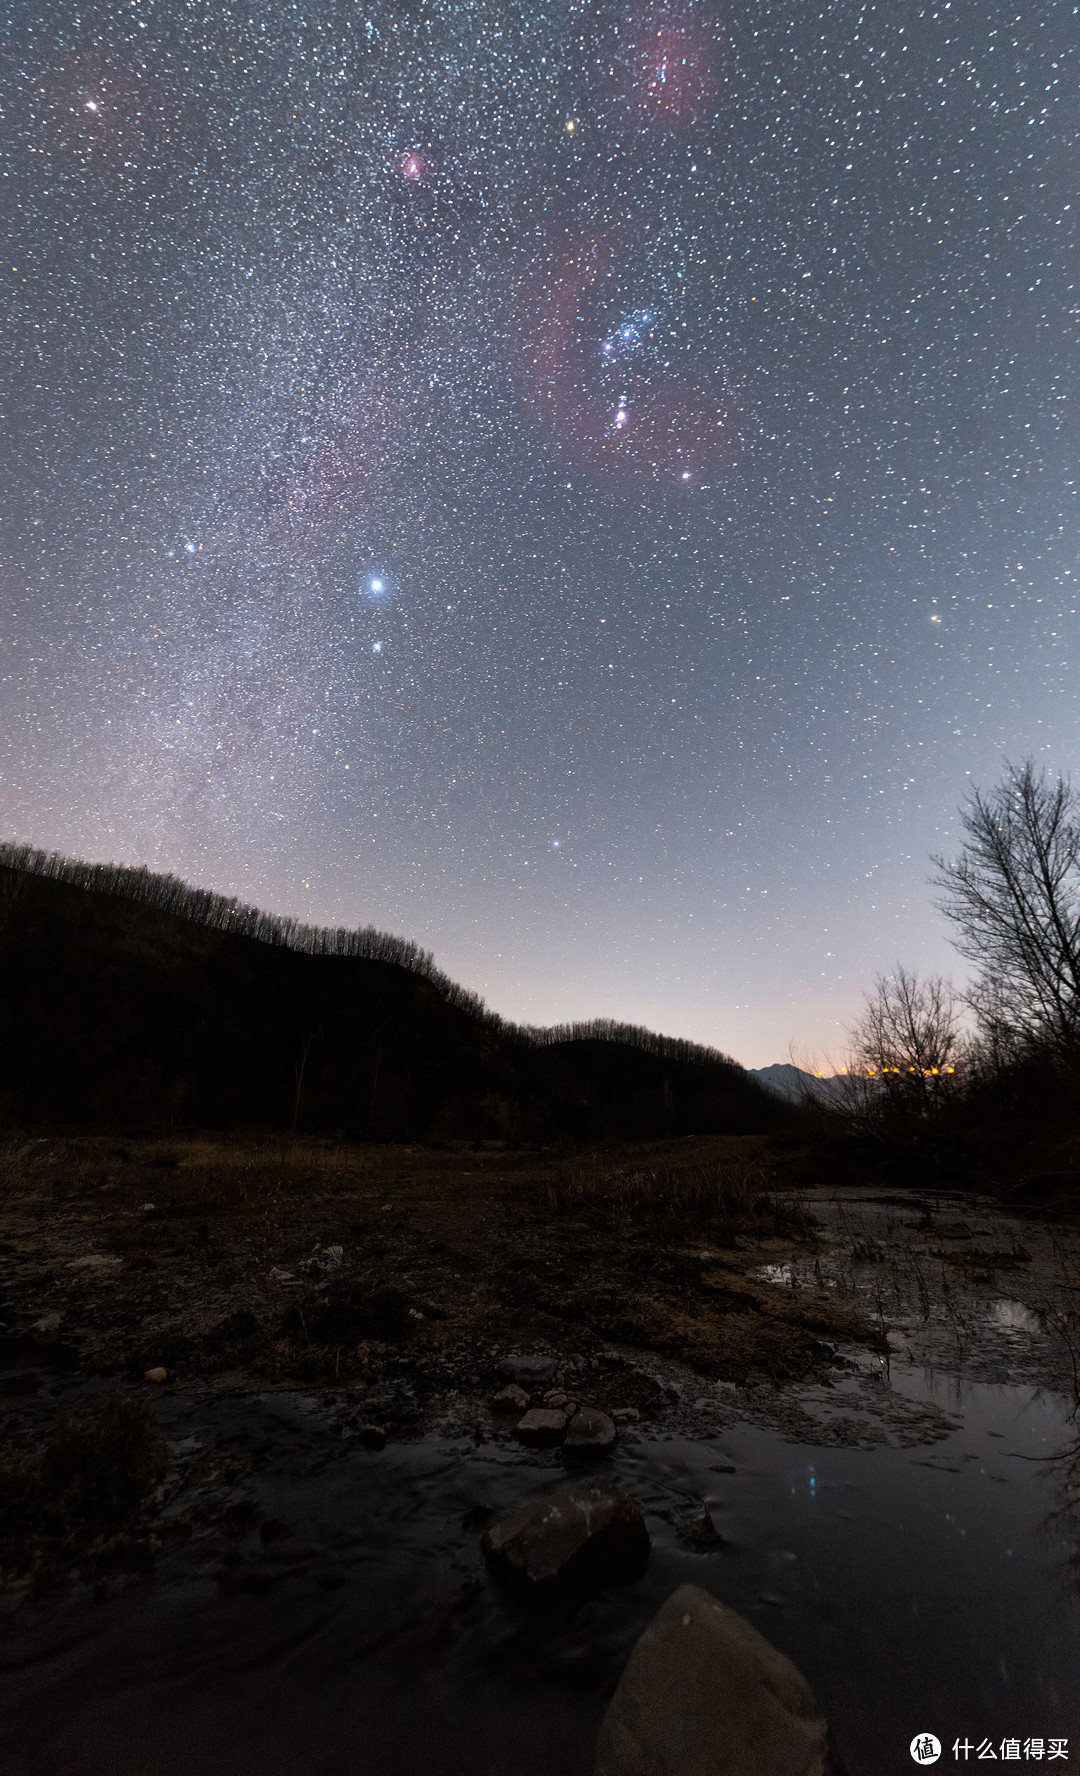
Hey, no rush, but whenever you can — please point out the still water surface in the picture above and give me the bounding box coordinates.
[2,1368,1077,1776]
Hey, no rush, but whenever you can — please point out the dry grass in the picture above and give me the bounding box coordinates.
[546,1148,813,1238]
[600,1295,853,1383]
[0,1130,895,1403]
[0,1393,166,1578]
[0,1132,381,1267]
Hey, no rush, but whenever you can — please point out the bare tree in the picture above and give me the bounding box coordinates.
[0,870,23,937]
[932,762,1080,1062]
[848,967,963,1111]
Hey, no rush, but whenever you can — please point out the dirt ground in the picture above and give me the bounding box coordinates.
[1,1130,1078,1588]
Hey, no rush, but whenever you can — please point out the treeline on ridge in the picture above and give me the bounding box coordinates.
[0,841,491,1023]
[0,844,781,1142]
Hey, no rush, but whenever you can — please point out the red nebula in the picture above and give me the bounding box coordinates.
[397,149,427,183]
[27,49,191,173]
[518,236,745,493]
[618,7,717,128]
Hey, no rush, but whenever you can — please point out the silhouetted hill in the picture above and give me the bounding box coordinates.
[0,847,791,1142]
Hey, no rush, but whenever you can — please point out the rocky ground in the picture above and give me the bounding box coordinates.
[0,1130,1077,1591]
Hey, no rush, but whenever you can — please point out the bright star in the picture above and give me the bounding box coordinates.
[372,641,382,653]
[85,100,98,112]
[371,578,384,592]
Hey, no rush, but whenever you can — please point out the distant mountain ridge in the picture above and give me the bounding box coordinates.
[747,1063,852,1105]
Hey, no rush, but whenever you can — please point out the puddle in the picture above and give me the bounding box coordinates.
[0,1368,1076,1776]
[991,1300,1047,1336]
[753,1261,797,1285]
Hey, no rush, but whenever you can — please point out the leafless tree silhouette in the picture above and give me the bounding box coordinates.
[848,967,963,1111]
[932,762,1080,1064]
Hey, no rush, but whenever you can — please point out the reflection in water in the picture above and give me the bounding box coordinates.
[992,1300,1048,1336]
[753,1261,796,1286]
[0,1369,1077,1776]
[1047,1428,1080,1592]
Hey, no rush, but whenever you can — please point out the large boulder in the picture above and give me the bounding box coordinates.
[515,1408,568,1447]
[595,1584,833,1776]
[482,1479,650,1597]
[564,1406,617,1456]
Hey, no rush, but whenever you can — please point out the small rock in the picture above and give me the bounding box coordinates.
[544,1389,573,1409]
[141,1203,158,1216]
[611,1407,640,1423]
[299,1243,344,1275]
[595,1583,833,1776]
[360,1425,387,1450]
[677,1504,724,1549]
[491,1383,530,1415]
[515,1408,568,1448]
[144,1366,168,1384]
[498,1354,556,1384]
[563,1406,617,1457]
[482,1479,650,1597]
[32,1313,62,1336]
[66,1254,123,1271]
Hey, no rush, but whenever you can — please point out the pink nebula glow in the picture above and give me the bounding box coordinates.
[618,8,717,129]
[398,150,427,183]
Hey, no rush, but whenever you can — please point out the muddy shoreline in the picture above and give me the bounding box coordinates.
[2,1133,1077,1447]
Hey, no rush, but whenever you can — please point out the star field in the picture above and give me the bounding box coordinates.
[2,0,1077,1063]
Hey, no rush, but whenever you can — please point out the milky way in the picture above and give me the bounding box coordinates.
[2,0,1077,1063]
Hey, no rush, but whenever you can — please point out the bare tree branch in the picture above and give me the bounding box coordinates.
[848,967,963,1113]
[931,761,1080,1060]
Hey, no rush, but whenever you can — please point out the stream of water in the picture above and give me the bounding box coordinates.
[1,1364,1077,1775]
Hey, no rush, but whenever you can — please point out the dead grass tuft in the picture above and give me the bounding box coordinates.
[0,1393,166,1577]
[602,1296,837,1383]
[546,1151,813,1238]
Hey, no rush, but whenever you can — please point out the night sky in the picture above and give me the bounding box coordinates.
[2,0,1077,1066]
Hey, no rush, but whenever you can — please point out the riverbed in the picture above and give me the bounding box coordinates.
[2,1148,1078,1773]
[1,1361,1076,1776]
